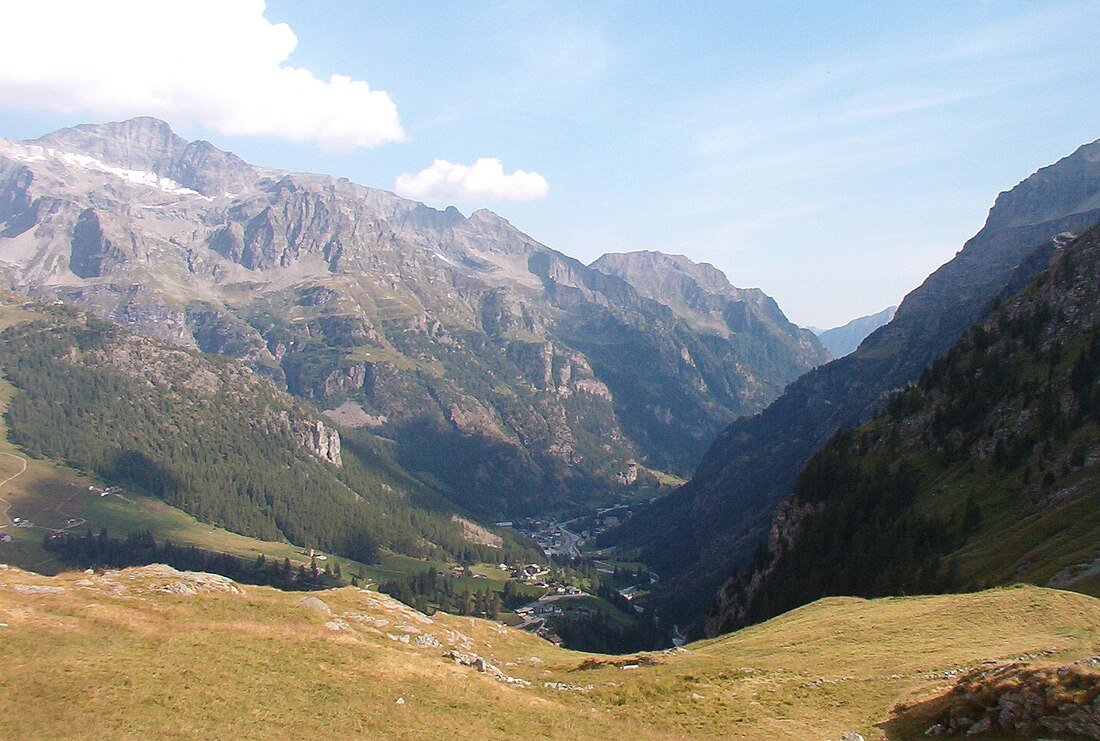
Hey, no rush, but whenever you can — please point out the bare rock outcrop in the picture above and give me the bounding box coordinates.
[912,659,1100,738]
[296,419,342,467]
[111,564,243,595]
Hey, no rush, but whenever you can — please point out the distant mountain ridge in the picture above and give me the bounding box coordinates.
[590,250,828,391]
[811,305,896,357]
[0,117,826,518]
[603,136,1100,630]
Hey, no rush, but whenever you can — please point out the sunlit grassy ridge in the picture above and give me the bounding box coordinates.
[1,566,1097,740]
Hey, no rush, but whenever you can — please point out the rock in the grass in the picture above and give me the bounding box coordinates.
[116,565,243,595]
[444,650,529,686]
[966,717,991,736]
[297,596,332,613]
[11,584,64,595]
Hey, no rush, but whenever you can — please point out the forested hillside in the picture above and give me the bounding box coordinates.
[603,137,1100,631]
[707,223,1100,634]
[0,300,538,567]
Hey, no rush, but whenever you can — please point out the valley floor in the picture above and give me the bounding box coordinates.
[0,565,1097,739]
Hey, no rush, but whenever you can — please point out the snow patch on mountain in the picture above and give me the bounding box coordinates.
[0,140,207,199]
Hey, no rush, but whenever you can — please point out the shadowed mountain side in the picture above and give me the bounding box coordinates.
[708,221,1100,634]
[604,137,1100,630]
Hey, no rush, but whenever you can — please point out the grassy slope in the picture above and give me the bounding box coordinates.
[0,565,1097,740]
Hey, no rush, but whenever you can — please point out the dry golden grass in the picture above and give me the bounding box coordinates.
[0,566,1097,740]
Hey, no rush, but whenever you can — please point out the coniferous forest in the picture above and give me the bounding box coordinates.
[715,227,1100,632]
[0,304,541,569]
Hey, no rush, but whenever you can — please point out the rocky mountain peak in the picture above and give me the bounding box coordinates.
[36,116,184,164]
[593,251,736,294]
[982,137,1100,232]
[590,250,823,358]
[32,116,260,197]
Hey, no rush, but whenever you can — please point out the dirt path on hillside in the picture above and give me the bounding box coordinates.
[0,451,28,528]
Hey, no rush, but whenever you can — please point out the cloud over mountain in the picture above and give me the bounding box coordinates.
[0,0,405,151]
[395,158,550,203]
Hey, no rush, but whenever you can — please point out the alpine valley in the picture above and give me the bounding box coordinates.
[4,117,1100,740]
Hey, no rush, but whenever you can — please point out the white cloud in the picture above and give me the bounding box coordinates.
[0,0,404,151]
[395,158,549,203]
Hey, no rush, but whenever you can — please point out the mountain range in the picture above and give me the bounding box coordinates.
[604,136,1100,630]
[810,305,896,357]
[0,117,828,519]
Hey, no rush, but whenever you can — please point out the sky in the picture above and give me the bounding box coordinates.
[1,2,1099,328]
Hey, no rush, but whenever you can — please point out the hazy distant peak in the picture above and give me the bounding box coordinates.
[31,116,258,198]
[591,250,745,299]
[590,250,829,366]
[812,305,897,358]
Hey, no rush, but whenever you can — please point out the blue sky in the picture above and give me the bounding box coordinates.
[1,2,1099,327]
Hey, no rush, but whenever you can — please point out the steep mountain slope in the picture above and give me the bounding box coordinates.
[812,305,896,357]
[590,251,830,396]
[0,117,824,517]
[2,563,1098,740]
[707,222,1100,634]
[605,137,1100,628]
[0,297,530,566]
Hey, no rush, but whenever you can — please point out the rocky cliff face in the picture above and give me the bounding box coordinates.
[295,419,342,467]
[605,136,1100,630]
[590,250,831,404]
[0,117,824,517]
[703,496,819,635]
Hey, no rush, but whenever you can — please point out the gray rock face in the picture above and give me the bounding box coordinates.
[0,117,826,517]
[296,420,342,467]
[34,116,261,197]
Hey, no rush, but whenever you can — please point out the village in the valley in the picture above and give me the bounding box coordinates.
[493,502,660,645]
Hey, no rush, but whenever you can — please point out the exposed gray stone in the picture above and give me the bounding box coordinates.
[297,596,332,614]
